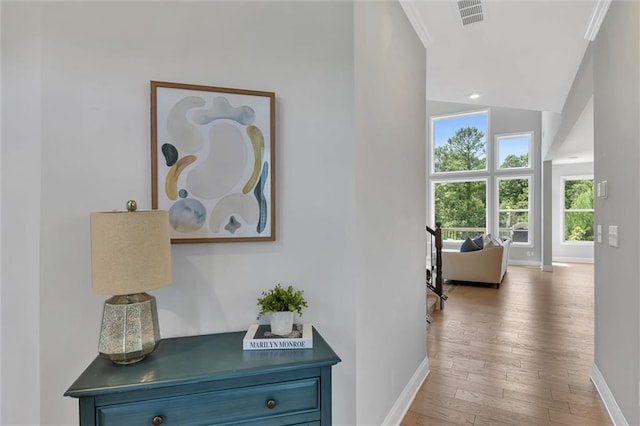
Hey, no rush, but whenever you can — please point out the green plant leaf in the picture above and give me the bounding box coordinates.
[257,283,308,318]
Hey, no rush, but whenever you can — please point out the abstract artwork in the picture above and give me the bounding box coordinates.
[151,81,275,243]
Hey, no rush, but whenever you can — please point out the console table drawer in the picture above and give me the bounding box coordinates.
[97,378,319,425]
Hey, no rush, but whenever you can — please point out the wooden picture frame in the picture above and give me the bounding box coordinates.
[151,81,275,243]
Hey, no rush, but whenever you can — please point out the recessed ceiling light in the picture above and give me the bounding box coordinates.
[468,93,481,100]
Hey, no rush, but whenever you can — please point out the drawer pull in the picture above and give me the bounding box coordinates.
[152,416,165,425]
[266,399,277,409]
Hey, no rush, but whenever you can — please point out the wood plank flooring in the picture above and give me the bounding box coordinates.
[402,263,611,426]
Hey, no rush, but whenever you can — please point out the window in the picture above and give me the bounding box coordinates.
[434,179,487,241]
[429,109,535,245]
[497,177,531,243]
[496,132,532,169]
[432,111,488,173]
[564,178,594,242]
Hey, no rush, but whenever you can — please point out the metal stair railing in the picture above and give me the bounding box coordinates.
[426,223,447,314]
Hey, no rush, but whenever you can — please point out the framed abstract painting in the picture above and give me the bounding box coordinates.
[151,81,275,243]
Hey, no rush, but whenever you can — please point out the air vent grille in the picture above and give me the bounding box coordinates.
[457,0,484,26]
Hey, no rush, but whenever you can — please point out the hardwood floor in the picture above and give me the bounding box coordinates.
[402,263,611,426]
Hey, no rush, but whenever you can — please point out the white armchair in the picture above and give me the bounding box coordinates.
[441,239,510,288]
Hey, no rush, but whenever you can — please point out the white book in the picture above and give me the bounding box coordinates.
[242,323,313,350]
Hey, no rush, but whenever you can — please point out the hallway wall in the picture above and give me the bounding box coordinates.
[593,1,640,424]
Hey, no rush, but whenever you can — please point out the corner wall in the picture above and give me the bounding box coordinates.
[593,1,640,424]
[354,2,427,424]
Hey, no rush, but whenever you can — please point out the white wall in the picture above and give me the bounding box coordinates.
[1,2,427,425]
[551,162,594,263]
[541,111,562,160]
[1,3,43,424]
[354,2,427,424]
[0,1,3,421]
[545,46,593,162]
[593,1,640,424]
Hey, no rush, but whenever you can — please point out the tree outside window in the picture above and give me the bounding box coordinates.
[430,110,535,244]
[498,177,530,242]
[432,112,487,173]
[434,127,486,173]
[564,179,594,242]
[434,180,487,241]
[497,133,532,169]
[431,111,489,241]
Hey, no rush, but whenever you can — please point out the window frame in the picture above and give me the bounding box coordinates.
[428,108,536,249]
[562,176,594,245]
[429,174,492,249]
[430,109,490,176]
[495,131,533,171]
[495,175,533,247]
[430,176,490,243]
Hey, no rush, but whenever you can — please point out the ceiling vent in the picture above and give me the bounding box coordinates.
[457,0,484,26]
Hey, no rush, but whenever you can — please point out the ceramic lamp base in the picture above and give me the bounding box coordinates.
[98,293,161,365]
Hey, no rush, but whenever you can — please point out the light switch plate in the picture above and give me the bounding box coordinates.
[601,180,608,199]
[597,225,602,244]
[608,225,618,247]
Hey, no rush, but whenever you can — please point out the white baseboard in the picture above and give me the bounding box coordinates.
[508,259,540,267]
[553,256,594,264]
[381,356,430,426]
[591,363,628,425]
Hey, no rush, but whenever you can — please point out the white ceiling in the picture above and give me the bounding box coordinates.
[404,0,600,114]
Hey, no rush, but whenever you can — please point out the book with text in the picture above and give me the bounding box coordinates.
[243,323,313,350]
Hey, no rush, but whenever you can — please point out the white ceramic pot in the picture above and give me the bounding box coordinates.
[270,311,294,336]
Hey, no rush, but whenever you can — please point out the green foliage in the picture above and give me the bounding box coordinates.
[501,153,529,168]
[433,127,532,239]
[497,167,529,232]
[499,178,529,210]
[257,284,308,318]
[434,127,486,172]
[435,181,486,230]
[564,180,594,241]
[567,225,589,241]
[433,126,488,235]
[565,180,593,209]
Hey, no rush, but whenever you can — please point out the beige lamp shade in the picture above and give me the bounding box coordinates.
[91,209,172,295]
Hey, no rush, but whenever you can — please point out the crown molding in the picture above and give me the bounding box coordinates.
[584,0,612,41]
[399,0,433,48]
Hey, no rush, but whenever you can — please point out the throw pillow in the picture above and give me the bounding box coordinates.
[472,235,484,249]
[484,240,497,249]
[460,237,482,252]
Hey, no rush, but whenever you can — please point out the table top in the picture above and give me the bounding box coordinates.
[65,327,340,398]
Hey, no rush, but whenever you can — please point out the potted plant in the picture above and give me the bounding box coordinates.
[257,284,308,336]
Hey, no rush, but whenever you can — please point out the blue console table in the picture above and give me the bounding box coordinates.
[65,328,341,425]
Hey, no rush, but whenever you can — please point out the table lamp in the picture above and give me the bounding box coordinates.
[90,200,172,364]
